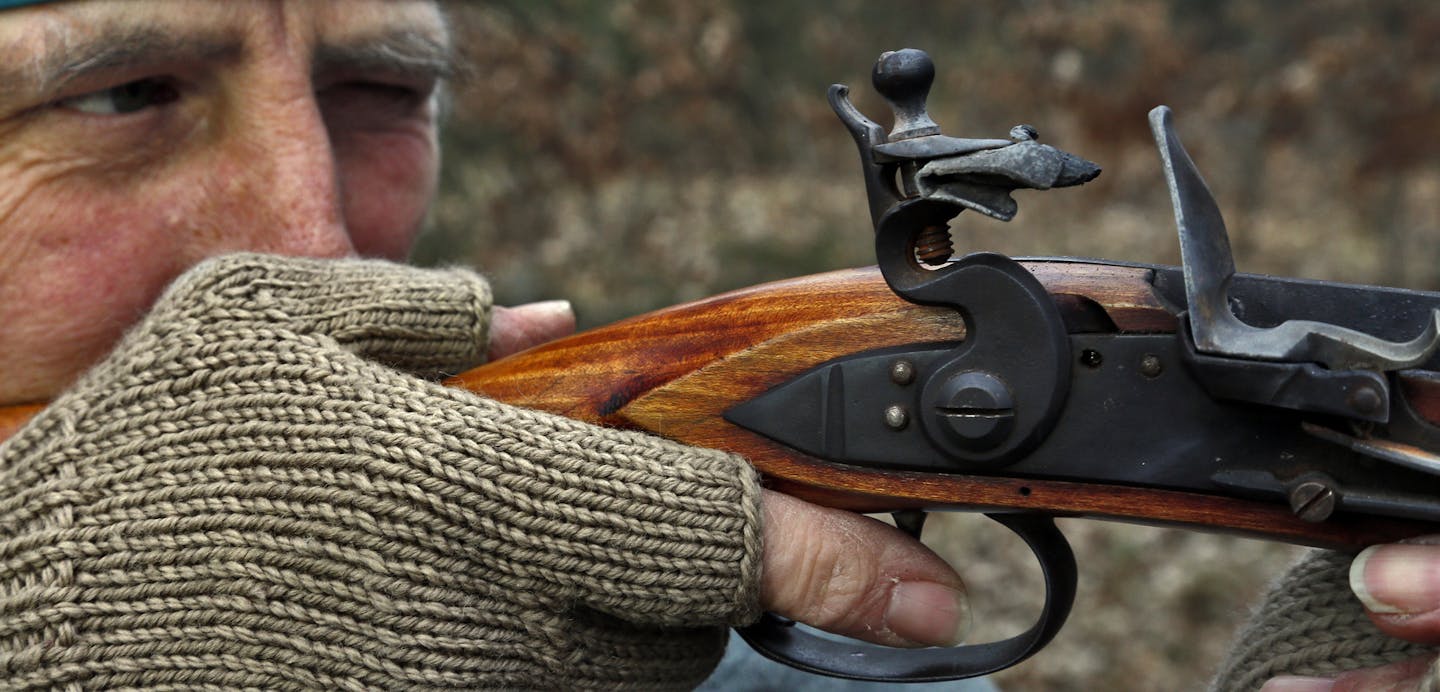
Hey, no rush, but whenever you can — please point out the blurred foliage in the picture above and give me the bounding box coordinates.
[423,0,1439,328]
[419,2,1439,689]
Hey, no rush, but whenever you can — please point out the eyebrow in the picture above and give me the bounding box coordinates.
[1,23,453,111]
[6,25,240,105]
[312,29,455,83]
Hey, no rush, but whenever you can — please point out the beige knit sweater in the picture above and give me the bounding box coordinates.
[12,253,1440,691]
[1211,549,1437,691]
[0,255,763,690]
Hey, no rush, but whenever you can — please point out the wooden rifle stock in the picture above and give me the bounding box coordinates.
[0,403,42,444]
[3,261,1437,550]
[452,261,1440,550]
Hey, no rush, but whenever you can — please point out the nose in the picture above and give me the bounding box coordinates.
[209,80,355,260]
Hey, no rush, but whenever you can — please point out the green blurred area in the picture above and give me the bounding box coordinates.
[420,3,1439,689]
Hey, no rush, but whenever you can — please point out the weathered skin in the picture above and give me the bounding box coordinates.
[0,0,443,405]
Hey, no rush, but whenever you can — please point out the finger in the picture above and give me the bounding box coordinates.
[1351,541,1440,643]
[1259,656,1438,692]
[1259,676,1335,692]
[758,489,968,648]
[1335,655,1440,692]
[487,300,576,361]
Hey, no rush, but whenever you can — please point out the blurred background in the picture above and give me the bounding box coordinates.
[422,2,1440,689]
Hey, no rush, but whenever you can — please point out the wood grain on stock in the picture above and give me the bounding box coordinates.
[1,261,1434,548]
[0,403,43,443]
[452,262,1435,550]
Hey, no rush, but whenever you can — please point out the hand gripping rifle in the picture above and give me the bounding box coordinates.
[6,48,1440,681]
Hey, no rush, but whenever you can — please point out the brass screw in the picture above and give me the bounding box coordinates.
[914,225,954,266]
[890,360,916,386]
[884,405,910,430]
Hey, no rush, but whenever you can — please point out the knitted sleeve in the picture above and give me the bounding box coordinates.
[0,254,763,690]
[1209,549,1435,692]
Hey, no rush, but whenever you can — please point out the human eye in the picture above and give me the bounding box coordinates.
[319,78,437,132]
[326,79,432,111]
[55,77,181,115]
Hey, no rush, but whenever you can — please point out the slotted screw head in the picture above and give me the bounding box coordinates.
[1288,480,1337,523]
[933,371,1015,450]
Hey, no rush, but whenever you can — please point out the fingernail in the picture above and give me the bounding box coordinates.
[886,581,970,647]
[1259,676,1334,692]
[512,299,573,322]
[1351,543,1440,615]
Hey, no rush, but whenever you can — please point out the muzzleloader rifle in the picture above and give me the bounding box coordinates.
[5,48,1440,681]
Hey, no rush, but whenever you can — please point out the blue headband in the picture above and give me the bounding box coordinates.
[0,0,52,7]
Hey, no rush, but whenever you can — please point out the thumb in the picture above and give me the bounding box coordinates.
[759,490,970,648]
[1260,655,1438,692]
[488,301,576,361]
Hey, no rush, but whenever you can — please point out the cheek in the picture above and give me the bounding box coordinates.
[334,128,437,260]
[0,166,196,399]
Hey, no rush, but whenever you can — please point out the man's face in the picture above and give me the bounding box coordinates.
[0,0,448,404]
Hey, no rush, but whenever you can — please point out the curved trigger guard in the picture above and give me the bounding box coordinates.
[734,513,1077,682]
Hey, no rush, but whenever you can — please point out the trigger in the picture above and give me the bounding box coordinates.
[892,509,928,538]
[735,513,1078,682]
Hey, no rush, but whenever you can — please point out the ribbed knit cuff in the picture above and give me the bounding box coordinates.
[159,253,493,377]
